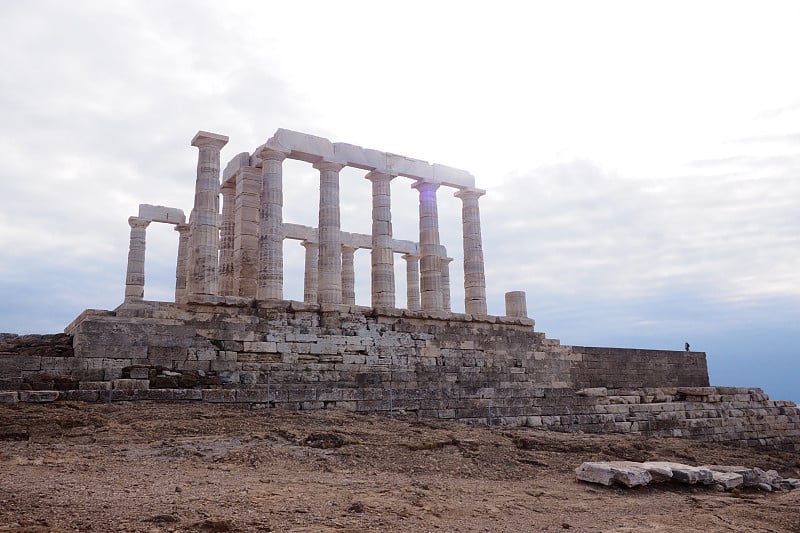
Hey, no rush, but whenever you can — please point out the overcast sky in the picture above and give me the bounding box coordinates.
[1,1,798,402]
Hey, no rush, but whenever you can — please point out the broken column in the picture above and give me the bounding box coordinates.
[315,161,345,304]
[301,240,319,304]
[188,131,228,296]
[505,291,528,318]
[341,245,356,305]
[124,217,150,302]
[257,148,287,300]
[365,171,396,308]
[217,183,235,296]
[174,223,190,304]
[413,181,443,311]
[454,188,487,315]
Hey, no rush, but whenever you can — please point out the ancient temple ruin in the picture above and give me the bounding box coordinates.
[122,129,524,317]
[1,128,798,451]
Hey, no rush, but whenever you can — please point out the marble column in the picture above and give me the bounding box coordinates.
[440,256,453,312]
[257,148,287,300]
[341,245,356,305]
[454,188,488,315]
[217,183,235,296]
[365,171,395,308]
[188,131,228,296]
[174,223,190,304]
[234,167,261,298]
[402,253,420,311]
[124,217,150,302]
[314,161,345,304]
[412,181,443,311]
[301,240,319,304]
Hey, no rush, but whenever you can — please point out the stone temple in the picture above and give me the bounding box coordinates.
[1,128,798,451]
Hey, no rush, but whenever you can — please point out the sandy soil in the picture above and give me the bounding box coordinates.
[1,401,799,532]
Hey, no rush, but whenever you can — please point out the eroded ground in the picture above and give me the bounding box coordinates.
[1,402,799,532]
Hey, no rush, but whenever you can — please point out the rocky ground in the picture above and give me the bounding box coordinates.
[1,402,798,532]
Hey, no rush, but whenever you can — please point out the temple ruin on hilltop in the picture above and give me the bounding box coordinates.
[123,129,526,317]
[1,128,798,451]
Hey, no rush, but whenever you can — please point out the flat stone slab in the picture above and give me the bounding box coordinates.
[641,461,714,484]
[575,461,652,487]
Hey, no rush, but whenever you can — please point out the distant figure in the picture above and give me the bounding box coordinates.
[685,342,690,352]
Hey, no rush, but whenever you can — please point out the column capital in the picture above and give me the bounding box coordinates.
[411,180,440,192]
[401,253,419,261]
[313,160,346,172]
[341,244,357,253]
[442,256,454,265]
[364,170,396,182]
[256,147,288,162]
[174,223,190,233]
[191,131,228,150]
[301,239,319,249]
[128,217,150,229]
[454,187,486,200]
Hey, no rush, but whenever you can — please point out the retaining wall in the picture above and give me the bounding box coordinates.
[2,301,798,450]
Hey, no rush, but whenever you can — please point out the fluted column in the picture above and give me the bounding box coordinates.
[341,245,356,305]
[440,256,453,312]
[234,167,261,298]
[314,161,345,304]
[301,240,319,304]
[402,253,420,311]
[365,171,396,308]
[412,181,443,311]
[257,148,287,300]
[124,217,150,302]
[174,223,190,304]
[217,183,235,296]
[188,131,228,296]
[454,188,488,315]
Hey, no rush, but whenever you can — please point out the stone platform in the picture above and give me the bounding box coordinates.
[2,301,798,451]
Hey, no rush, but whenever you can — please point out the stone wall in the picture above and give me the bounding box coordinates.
[1,302,797,451]
[570,346,709,389]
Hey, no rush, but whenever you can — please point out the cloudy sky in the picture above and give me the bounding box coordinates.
[1,1,798,402]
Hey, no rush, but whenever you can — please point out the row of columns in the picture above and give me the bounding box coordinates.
[181,133,488,314]
[295,241,451,310]
[124,217,191,304]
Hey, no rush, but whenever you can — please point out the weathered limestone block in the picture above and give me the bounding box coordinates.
[0,391,19,404]
[640,462,714,484]
[112,379,149,391]
[575,461,652,487]
[18,390,60,403]
[138,204,185,224]
[711,471,743,489]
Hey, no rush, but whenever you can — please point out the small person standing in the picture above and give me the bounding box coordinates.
[685,342,690,352]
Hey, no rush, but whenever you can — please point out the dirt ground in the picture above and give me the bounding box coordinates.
[1,402,798,533]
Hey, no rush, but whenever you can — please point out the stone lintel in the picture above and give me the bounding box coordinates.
[432,163,475,189]
[263,128,334,164]
[191,130,229,149]
[138,204,186,225]
[386,153,433,180]
[334,143,387,171]
[282,223,419,255]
